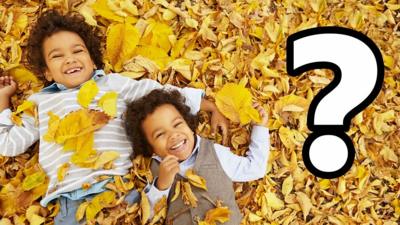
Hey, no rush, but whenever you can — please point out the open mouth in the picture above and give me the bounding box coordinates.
[64,67,83,75]
[169,139,187,152]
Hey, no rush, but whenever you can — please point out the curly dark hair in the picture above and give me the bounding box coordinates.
[125,89,199,157]
[26,9,104,84]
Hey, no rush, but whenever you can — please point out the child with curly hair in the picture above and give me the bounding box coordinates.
[0,10,228,224]
[125,89,270,224]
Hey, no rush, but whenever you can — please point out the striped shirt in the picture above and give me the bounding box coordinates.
[0,70,203,206]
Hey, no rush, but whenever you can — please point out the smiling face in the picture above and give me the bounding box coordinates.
[142,104,195,161]
[42,30,96,88]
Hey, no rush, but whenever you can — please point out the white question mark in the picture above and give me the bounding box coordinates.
[286,27,384,179]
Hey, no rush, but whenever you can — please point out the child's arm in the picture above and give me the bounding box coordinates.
[109,74,229,143]
[0,76,16,111]
[0,76,39,156]
[215,103,270,182]
[200,98,229,144]
[144,155,180,221]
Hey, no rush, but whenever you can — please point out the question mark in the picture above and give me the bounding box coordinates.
[286,27,384,179]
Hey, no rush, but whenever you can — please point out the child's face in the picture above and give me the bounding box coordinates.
[42,30,96,88]
[142,104,195,161]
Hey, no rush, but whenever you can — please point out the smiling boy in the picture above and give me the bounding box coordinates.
[125,89,270,224]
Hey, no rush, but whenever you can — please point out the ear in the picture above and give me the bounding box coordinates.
[44,69,53,82]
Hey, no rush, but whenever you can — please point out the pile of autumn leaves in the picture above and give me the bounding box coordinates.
[0,0,399,224]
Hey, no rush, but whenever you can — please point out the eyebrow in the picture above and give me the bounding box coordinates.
[47,44,85,57]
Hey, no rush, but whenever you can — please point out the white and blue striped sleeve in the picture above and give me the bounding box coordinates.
[108,74,204,114]
[0,108,39,157]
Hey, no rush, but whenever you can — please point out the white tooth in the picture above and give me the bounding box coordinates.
[67,68,81,74]
[171,140,184,149]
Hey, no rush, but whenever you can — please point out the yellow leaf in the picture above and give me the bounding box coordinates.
[134,45,172,69]
[274,94,309,114]
[170,180,181,202]
[9,66,40,84]
[93,151,120,169]
[76,201,89,222]
[199,15,218,42]
[185,17,198,29]
[379,145,398,163]
[296,192,312,220]
[265,192,284,210]
[85,191,115,220]
[11,100,37,126]
[278,126,305,149]
[186,169,207,191]
[248,212,263,222]
[310,0,327,13]
[77,80,99,108]
[215,83,261,125]
[168,58,193,80]
[119,0,139,16]
[57,163,70,182]
[78,0,98,26]
[22,171,46,191]
[171,32,193,59]
[91,0,124,22]
[0,218,13,225]
[162,9,177,21]
[54,110,90,144]
[140,191,150,224]
[106,22,140,72]
[318,179,331,190]
[282,175,293,196]
[71,134,97,167]
[98,92,118,117]
[43,112,61,142]
[182,182,198,207]
[337,177,346,195]
[141,19,174,52]
[204,206,231,223]
[26,205,45,225]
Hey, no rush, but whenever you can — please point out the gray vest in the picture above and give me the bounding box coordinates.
[150,138,242,225]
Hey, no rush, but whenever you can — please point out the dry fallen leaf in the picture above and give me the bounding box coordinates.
[98,91,118,117]
[77,79,99,108]
[215,83,261,125]
[186,169,207,191]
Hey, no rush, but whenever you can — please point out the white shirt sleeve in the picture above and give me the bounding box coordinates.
[144,177,171,220]
[0,109,13,126]
[108,74,204,114]
[0,108,40,157]
[214,126,270,182]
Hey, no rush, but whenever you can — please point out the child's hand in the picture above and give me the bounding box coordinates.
[210,109,229,145]
[253,102,268,127]
[156,155,180,190]
[0,76,17,98]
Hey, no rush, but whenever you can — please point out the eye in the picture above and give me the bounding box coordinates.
[52,54,62,59]
[174,122,183,128]
[73,49,84,54]
[155,132,165,139]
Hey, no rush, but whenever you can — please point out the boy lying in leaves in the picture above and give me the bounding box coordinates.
[0,9,228,224]
[125,89,270,224]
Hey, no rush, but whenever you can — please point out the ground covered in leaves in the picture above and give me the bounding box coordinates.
[0,0,399,224]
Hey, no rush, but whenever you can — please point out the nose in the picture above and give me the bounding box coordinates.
[169,132,181,141]
[65,55,77,64]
